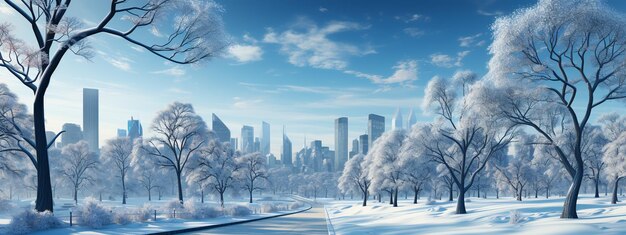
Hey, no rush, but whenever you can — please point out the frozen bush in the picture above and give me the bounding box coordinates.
[8,210,63,234]
[164,199,184,218]
[288,202,305,210]
[509,210,522,224]
[113,211,131,225]
[0,199,16,213]
[226,205,252,217]
[261,203,288,213]
[131,205,153,222]
[75,197,113,228]
[178,201,221,219]
[424,197,436,205]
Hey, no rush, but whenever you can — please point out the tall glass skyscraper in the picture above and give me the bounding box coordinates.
[83,88,98,153]
[212,113,231,143]
[368,114,385,149]
[359,134,369,155]
[127,117,143,141]
[407,108,418,129]
[282,127,292,166]
[334,117,348,171]
[261,121,270,156]
[392,108,403,130]
[61,123,82,147]
[241,125,254,153]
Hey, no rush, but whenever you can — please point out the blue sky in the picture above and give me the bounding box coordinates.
[2,0,626,157]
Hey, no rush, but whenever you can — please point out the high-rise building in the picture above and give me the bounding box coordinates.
[282,126,292,166]
[127,117,143,140]
[368,114,385,149]
[241,125,254,153]
[61,123,82,147]
[359,134,369,155]
[254,137,261,152]
[407,108,418,129]
[349,138,359,159]
[117,129,127,138]
[310,140,323,172]
[392,108,403,130]
[83,88,99,153]
[334,117,348,171]
[261,121,270,156]
[267,153,277,168]
[230,138,238,150]
[212,113,231,143]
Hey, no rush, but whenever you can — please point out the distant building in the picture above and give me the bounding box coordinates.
[407,108,417,129]
[368,114,385,149]
[61,123,82,147]
[230,138,238,150]
[117,129,127,138]
[241,125,254,153]
[335,117,348,171]
[261,121,270,156]
[254,137,261,152]
[359,134,369,155]
[83,88,99,153]
[349,138,359,159]
[45,131,57,148]
[212,113,231,143]
[267,153,277,168]
[127,117,143,140]
[310,140,323,172]
[392,108,403,130]
[281,127,292,166]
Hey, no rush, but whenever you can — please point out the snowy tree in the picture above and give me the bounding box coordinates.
[59,141,98,204]
[484,0,626,218]
[138,102,209,203]
[100,137,133,204]
[0,0,228,212]
[422,73,515,214]
[601,113,626,204]
[367,130,407,207]
[493,134,536,201]
[579,126,609,198]
[267,167,291,195]
[338,153,371,206]
[236,152,267,203]
[188,140,240,207]
[400,125,436,204]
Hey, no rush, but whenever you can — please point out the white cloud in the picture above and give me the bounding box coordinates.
[407,14,425,22]
[233,97,263,109]
[477,9,503,16]
[152,66,186,77]
[430,51,470,68]
[395,13,429,23]
[345,60,418,86]
[403,27,424,37]
[458,33,484,47]
[150,26,163,37]
[130,45,145,52]
[226,44,263,63]
[263,20,373,70]
[319,7,328,12]
[105,57,133,71]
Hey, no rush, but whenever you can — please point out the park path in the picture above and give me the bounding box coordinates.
[183,204,329,235]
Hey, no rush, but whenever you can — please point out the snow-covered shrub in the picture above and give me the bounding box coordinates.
[164,199,184,218]
[177,201,221,219]
[288,202,305,210]
[226,205,252,217]
[8,210,63,234]
[424,197,435,205]
[75,197,113,228]
[131,205,153,222]
[509,210,522,224]
[0,199,16,213]
[261,203,288,213]
[113,211,131,225]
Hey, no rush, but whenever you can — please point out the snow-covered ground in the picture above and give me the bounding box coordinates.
[326,195,626,235]
[0,195,308,234]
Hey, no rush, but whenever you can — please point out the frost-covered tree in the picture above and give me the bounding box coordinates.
[368,130,407,207]
[578,126,608,198]
[599,113,626,204]
[338,153,371,206]
[188,140,240,207]
[236,152,267,203]
[100,137,133,204]
[138,102,209,203]
[401,125,435,204]
[267,167,291,195]
[59,141,98,204]
[483,0,626,218]
[493,134,536,201]
[422,73,515,214]
[0,0,228,212]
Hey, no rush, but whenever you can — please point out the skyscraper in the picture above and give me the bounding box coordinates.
[61,123,82,147]
[212,113,231,143]
[83,88,98,153]
[407,108,418,129]
[368,114,385,149]
[334,117,348,171]
[282,126,292,166]
[359,134,369,154]
[230,138,238,150]
[254,137,261,152]
[310,140,322,172]
[241,125,254,153]
[127,117,143,140]
[349,138,359,159]
[117,129,127,138]
[261,121,270,156]
[392,108,403,130]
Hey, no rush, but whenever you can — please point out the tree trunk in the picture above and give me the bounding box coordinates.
[362,190,368,206]
[449,186,454,201]
[73,187,78,204]
[456,190,466,214]
[176,171,184,204]
[561,165,583,219]
[611,177,621,204]
[413,187,418,204]
[201,189,205,203]
[393,187,399,207]
[148,188,152,201]
[594,178,600,198]
[249,189,253,203]
[34,95,54,212]
[535,188,538,198]
[220,191,225,208]
[122,178,127,204]
[378,193,381,202]
[389,191,393,205]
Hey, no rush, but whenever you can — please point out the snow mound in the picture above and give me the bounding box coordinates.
[427,206,445,212]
